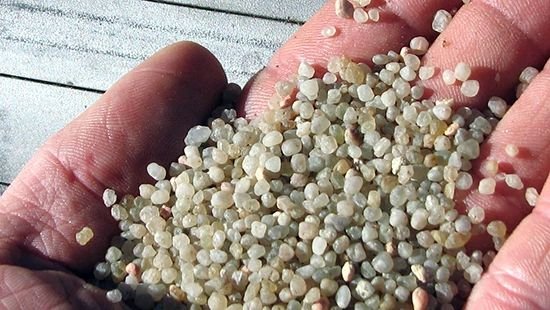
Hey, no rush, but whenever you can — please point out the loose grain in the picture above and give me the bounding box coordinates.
[432,10,452,33]
[76,226,94,246]
[505,144,519,157]
[335,0,354,19]
[525,187,539,207]
[442,69,456,85]
[353,8,369,23]
[89,36,520,309]
[461,80,480,97]
[321,26,337,38]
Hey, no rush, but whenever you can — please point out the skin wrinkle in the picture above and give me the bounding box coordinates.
[492,266,537,296]
[100,100,118,151]
[3,271,65,309]
[36,217,78,264]
[32,152,76,208]
[523,213,550,268]
[4,211,64,267]
[0,268,50,309]
[19,148,117,269]
[0,106,122,270]
[0,266,118,309]
[29,157,68,210]
[51,125,123,195]
[36,230,56,266]
[0,268,19,307]
[2,213,34,249]
[476,1,548,56]
[48,124,131,192]
[39,145,100,197]
[482,270,544,309]
[481,0,550,52]
[37,147,105,212]
[53,274,72,310]
[0,170,44,217]
[0,220,66,272]
[60,131,134,193]
[0,298,7,309]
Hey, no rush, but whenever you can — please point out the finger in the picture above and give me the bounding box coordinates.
[456,58,550,232]
[240,0,463,117]
[0,265,121,309]
[0,42,227,272]
[465,173,550,309]
[421,0,550,107]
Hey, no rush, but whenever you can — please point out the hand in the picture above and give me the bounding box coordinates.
[242,1,550,308]
[0,42,227,308]
[0,1,549,309]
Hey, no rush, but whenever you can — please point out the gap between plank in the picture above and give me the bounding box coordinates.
[143,0,305,25]
[0,183,8,196]
[0,73,105,94]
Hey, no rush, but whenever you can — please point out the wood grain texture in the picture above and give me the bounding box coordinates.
[0,0,324,184]
[163,0,324,23]
[0,77,100,183]
[0,0,299,90]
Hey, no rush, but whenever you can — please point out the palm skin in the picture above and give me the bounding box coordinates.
[1,0,550,308]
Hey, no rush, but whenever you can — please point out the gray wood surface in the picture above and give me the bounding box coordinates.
[0,77,101,183]
[0,0,323,186]
[168,0,325,22]
[0,183,7,196]
[0,0,299,90]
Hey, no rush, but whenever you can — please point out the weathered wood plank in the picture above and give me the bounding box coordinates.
[0,77,101,183]
[0,0,299,90]
[163,0,324,23]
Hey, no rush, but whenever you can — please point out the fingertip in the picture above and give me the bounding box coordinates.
[137,41,228,85]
